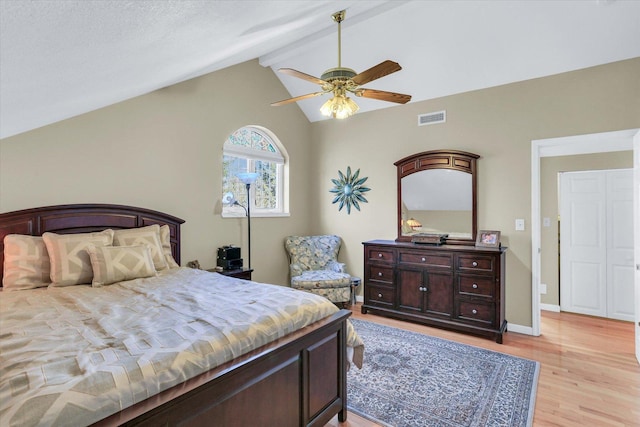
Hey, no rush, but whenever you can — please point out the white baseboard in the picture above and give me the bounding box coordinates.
[540,303,560,312]
[506,323,533,336]
[356,295,364,303]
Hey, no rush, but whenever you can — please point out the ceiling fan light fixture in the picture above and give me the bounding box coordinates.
[320,93,359,119]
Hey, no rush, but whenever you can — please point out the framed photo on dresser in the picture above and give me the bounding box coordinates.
[476,230,501,248]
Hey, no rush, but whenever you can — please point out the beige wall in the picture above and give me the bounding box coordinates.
[540,151,633,307]
[0,59,314,286]
[310,58,640,328]
[1,56,639,329]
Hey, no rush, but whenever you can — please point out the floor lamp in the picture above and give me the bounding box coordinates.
[236,172,259,269]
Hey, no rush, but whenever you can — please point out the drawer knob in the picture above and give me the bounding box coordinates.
[378,253,383,258]
[472,309,478,314]
[421,257,426,262]
[472,283,478,289]
[378,293,383,298]
[378,272,383,277]
[472,261,478,267]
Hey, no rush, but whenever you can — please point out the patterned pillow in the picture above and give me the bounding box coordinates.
[43,230,114,287]
[159,225,180,268]
[86,244,156,287]
[113,225,168,271]
[2,234,51,290]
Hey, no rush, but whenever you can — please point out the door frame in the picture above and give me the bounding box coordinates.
[531,128,639,336]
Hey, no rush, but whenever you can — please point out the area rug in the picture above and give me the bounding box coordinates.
[347,319,539,427]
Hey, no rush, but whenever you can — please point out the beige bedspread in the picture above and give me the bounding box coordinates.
[0,267,363,427]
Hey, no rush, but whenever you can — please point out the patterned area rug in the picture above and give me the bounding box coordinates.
[347,319,539,427]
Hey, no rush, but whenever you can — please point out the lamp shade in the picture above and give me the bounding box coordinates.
[320,94,359,119]
[406,218,422,230]
[236,172,259,185]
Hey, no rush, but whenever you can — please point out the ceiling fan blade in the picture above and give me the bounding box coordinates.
[351,60,402,86]
[356,89,411,104]
[271,91,325,106]
[278,68,328,86]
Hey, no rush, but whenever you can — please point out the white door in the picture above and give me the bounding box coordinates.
[606,170,634,322]
[560,171,607,317]
[634,130,640,365]
[560,169,634,320]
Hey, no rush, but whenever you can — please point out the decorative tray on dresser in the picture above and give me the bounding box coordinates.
[362,240,507,343]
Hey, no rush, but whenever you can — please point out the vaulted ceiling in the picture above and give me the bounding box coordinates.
[1,0,639,139]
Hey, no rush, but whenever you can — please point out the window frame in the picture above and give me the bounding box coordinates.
[221,126,289,218]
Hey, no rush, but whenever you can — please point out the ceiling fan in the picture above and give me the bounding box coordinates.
[271,10,411,119]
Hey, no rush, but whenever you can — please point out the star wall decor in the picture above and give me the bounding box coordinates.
[330,166,370,214]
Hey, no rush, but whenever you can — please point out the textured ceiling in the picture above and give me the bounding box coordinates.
[1,0,639,139]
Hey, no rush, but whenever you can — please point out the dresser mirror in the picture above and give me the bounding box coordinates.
[395,150,479,245]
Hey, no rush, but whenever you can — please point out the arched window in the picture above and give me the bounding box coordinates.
[222,126,289,217]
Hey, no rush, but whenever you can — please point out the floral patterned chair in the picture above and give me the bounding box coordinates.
[284,235,351,306]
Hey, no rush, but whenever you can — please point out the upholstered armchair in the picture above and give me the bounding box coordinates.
[284,235,351,306]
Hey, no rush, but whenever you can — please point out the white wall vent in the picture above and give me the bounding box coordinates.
[418,110,446,126]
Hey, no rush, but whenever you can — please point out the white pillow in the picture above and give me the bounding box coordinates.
[3,234,51,290]
[86,244,156,287]
[113,225,168,271]
[43,230,114,287]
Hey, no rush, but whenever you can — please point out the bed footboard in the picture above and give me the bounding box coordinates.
[96,309,351,427]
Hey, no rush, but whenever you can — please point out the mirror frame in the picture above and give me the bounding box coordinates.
[395,149,480,245]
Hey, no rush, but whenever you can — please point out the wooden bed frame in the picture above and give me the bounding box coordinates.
[0,204,350,426]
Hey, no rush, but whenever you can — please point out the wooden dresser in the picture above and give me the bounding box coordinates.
[362,240,507,343]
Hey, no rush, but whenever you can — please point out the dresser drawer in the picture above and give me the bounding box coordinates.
[368,265,394,284]
[458,275,494,298]
[456,254,495,273]
[456,300,494,325]
[367,247,395,264]
[366,285,395,306]
[398,250,452,269]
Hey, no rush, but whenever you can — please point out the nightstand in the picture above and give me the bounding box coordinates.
[208,268,253,280]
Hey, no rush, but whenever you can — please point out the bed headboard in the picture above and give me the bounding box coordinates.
[0,204,185,286]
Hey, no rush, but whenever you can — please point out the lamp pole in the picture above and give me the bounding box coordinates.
[236,172,259,270]
[245,182,252,269]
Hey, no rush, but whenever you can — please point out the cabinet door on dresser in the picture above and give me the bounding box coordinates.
[397,269,423,313]
[397,269,454,317]
[397,249,453,318]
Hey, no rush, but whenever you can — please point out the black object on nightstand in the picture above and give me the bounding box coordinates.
[208,268,253,281]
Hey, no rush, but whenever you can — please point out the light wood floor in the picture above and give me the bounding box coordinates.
[327,304,640,427]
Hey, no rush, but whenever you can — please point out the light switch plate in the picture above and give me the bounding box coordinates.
[543,217,551,227]
[515,219,525,231]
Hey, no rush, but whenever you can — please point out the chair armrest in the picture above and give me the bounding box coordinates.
[290,263,304,277]
[326,260,346,273]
